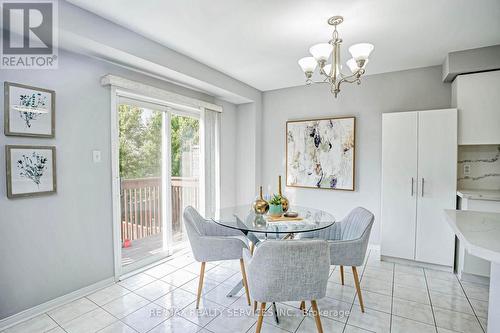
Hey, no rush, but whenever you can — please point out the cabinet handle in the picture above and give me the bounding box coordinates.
[421,178,425,197]
[411,177,414,196]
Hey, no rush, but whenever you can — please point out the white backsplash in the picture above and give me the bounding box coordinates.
[457,145,500,190]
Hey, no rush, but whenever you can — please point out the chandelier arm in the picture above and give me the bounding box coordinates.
[333,74,362,93]
[319,67,329,77]
[339,68,365,82]
[339,75,361,84]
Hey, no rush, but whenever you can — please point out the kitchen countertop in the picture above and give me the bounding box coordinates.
[457,189,500,201]
[445,209,500,263]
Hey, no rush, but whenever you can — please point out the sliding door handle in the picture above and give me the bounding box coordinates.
[421,178,425,197]
[411,177,414,196]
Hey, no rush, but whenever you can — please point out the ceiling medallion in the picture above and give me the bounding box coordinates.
[298,16,374,98]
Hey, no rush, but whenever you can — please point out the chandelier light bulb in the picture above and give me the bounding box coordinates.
[309,43,333,62]
[298,57,317,73]
[348,43,374,61]
[346,58,369,73]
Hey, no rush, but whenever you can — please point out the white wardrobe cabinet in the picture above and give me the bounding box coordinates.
[381,109,457,267]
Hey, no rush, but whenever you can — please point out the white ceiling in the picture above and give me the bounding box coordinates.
[67,0,500,91]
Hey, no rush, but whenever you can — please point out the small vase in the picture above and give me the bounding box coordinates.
[253,186,269,215]
[278,175,289,212]
[269,204,283,217]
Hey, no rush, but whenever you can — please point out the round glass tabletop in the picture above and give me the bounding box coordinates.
[212,205,335,234]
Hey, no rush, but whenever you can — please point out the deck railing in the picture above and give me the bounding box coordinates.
[120,177,199,242]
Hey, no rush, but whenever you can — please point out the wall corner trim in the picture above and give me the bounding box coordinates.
[0,277,115,331]
[101,74,223,112]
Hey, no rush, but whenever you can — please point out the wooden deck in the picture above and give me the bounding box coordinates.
[120,176,197,266]
[121,231,188,266]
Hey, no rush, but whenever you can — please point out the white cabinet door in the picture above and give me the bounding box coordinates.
[415,109,457,266]
[455,70,500,145]
[381,112,418,260]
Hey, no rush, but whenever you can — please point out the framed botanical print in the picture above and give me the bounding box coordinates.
[286,116,355,191]
[6,145,57,198]
[4,82,55,137]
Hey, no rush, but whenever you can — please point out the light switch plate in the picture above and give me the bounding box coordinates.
[92,150,101,163]
[463,164,471,176]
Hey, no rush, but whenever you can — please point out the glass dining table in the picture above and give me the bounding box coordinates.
[211,205,336,324]
[213,205,336,237]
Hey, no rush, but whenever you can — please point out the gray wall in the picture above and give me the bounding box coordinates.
[217,99,238,208]
[0,50,237,319]
[261,66,451,245]
[235,103,258,205]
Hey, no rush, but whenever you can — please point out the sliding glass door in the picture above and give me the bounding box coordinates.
[170,112,200,249]
[119,103,166,269]
[117,100,201,273]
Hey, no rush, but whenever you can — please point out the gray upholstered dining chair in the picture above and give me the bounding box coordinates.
[183,206,251,308]
[301,207,374,313]
[243,240,330,333]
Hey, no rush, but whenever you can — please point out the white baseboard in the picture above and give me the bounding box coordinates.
[381,255,453,272]
[0,277,115,331]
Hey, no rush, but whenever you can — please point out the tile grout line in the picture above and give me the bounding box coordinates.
[422,269,439,333]
[85,294,141,333]
[456,278,487,333]
[45,297,102,331]
[45,312,69,333]
[108,264,235,333]
[87,267,206,333]
[389,260,395,333]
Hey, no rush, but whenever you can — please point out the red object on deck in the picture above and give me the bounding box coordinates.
[122,239,132,248]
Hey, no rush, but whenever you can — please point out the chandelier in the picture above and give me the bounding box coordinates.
[298,16,374,98]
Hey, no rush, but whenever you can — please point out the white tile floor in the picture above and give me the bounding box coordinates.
[2,248,489,333]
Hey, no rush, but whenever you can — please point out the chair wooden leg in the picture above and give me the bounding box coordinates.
[256,302,266,333]
[196,262,206,309]
[299,301,306,314]
[340,265,345,285]
[240,258,251,306]
[253,300,257,313]
[310,300,324,333]
[352,266,365,313]
[250,243,255,255]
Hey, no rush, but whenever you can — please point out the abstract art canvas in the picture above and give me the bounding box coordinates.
[6,145,57,198]
[4,82,55,137]
[286,117,355,190]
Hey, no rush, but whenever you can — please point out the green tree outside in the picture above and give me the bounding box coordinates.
[119,104,199,179]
